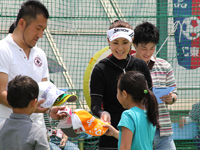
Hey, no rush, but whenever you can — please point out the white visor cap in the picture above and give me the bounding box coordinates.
[38,81,64,108]
[107,28,134,42]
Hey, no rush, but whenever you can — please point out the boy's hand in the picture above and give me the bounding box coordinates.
[160,92,174,104]
[35,99,49,113]
[179,116,186,129]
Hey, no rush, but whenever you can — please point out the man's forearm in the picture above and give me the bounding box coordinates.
[0,91,11,108]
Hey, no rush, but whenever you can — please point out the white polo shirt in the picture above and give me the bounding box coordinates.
[0,34,49,128]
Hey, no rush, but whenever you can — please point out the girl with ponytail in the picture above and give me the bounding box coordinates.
[104,71,159,150]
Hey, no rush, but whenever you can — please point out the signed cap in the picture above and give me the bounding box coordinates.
[58,108,109,137]
[38,81,77,108]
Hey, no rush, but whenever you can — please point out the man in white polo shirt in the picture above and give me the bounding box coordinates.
[0,0,66,128]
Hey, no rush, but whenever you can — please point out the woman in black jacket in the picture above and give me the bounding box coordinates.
[90,20,152,149]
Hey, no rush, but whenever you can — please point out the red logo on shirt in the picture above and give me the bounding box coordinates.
[34,57,42,67]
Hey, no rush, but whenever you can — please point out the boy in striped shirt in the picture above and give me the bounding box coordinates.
[132,22,177,150]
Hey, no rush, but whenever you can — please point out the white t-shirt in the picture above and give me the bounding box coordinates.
[0,34,49,128]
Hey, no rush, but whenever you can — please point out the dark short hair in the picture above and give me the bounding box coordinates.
[16,0,49,26]
[109,20,133,30]
[133,21,159,46]
[7,75,39,108]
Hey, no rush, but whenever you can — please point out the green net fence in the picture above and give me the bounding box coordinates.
[0,0,200,149]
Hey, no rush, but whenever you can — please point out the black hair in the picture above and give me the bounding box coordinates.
[118,71,159,127]
[109,20,133,30]
[16,0,49,27]
[8,22,16,33]
[7,75,39,108]
[133,21,159,46]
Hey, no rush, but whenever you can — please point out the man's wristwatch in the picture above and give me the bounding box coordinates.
[172,96,175,103]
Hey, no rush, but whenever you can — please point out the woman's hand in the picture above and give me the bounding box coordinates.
[100,111,111,124]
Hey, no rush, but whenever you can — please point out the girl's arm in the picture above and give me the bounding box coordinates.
[104,124,119,139]
[119,127,133,150]
[104,125,133,150]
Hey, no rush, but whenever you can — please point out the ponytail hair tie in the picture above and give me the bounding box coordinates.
[144,90,148,94]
